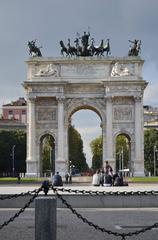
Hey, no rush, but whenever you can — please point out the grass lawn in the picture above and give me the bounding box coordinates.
[128,176,158,183]
[0,177,48,184]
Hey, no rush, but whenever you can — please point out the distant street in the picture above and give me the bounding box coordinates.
[0,208,158,240]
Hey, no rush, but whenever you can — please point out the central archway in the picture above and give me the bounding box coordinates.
[65,99,106,173]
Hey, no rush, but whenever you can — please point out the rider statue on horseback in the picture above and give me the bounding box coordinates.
[128,39,141,56]
[28,39,42,57]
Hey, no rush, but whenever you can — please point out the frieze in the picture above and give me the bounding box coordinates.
[113,97,134,105]
[61,64,109,78]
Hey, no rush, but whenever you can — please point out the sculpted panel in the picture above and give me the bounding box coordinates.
[113,106,133,121]
[38,108,57,121]
[111,62,134,77]
[34,64,59,77]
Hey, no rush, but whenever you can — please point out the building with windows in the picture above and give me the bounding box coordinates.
[144,105,158,130]
[2,97,27,124]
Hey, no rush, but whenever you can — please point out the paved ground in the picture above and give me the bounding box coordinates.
[0,208,158,240]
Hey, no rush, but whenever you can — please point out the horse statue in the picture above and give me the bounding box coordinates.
[102,38,111,56]
[59,40,69,56]
[28,40,42,57]
[128,39,141,56]
[67,38,78,56]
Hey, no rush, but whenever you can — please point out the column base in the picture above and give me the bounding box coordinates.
[26,159,39,177]
[55,160,66,177]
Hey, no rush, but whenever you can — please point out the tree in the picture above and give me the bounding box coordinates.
[0,130,26,175]
[115,135,129,171]
[69,125,88,172]
[90,136,102,170]
[144,128,158,175]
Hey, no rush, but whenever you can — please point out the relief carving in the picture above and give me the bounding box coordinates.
[38,108,57,121]
[111,62,133,77]
[113,106,133,121]
[34,64,59,77]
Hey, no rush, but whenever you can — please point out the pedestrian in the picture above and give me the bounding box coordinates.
[52,172,63,186]
[100,169,104,186]
[65,173,69,184]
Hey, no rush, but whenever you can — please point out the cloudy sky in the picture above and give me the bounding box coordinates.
[0,0,158,166]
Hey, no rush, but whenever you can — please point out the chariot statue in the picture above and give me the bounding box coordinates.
[59,30,111,57]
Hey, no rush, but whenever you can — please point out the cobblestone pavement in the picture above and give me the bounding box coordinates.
[0,208,158,240]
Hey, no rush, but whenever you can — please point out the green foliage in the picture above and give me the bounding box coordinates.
[69,125,88,171]
[41,135,55,172]
[144,128,158,174]
[90,136,102,169]
[116,135,129,170]
[0,130,26,174]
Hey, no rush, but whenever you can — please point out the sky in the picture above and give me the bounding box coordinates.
[0,0,158,167]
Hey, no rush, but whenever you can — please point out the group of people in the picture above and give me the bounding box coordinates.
[92,161,126,187]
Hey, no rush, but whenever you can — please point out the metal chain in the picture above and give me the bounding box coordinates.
[52,186,158,239]
[50,185,158,196]
[0,187,42,230]
[0,188,42,200]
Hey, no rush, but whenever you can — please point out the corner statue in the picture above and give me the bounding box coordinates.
[128,39,141,56]
[28,40,42,57]
[59,30,111,57]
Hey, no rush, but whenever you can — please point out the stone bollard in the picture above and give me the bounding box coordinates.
[35,197,56,240]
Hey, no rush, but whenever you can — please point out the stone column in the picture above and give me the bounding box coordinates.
[26,97,38,177]
[104,97,115,170]
[134,96,144,176]
[56,97,66,176]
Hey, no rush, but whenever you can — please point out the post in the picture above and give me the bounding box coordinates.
[121,146,124,171]
[154,146,157,176]
[12,145,16,177]
[35,197,57,240]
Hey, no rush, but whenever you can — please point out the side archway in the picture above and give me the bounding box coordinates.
[38,133,56,176]
[114,131,132,174]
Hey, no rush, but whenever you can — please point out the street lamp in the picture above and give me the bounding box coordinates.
[121,146,124,171]
[154,145,157,176]
[12,145,16,177]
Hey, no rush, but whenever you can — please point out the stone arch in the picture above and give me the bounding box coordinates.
[113,130,133,173]
[38,131,56,176]
[64,98,106,170]
[65,98,106,124]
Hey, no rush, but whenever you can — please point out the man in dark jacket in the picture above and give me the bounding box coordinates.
[52,172,63,186]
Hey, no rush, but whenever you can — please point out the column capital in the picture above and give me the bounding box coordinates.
[28,96,36,103]
[104,96,113,103]
[56,96,65,103]
[134,95,142,102]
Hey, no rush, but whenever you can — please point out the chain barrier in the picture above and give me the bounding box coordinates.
[0,188,42,200]
[51,185,158,240]
[0,187,42,230]
[50,185,158,196]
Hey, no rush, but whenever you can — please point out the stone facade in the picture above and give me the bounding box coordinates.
[23,57,147,177]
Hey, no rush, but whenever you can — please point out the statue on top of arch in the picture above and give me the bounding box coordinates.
[59,28,111,57]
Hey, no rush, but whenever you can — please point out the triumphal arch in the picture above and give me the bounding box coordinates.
[24,55,147,177]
